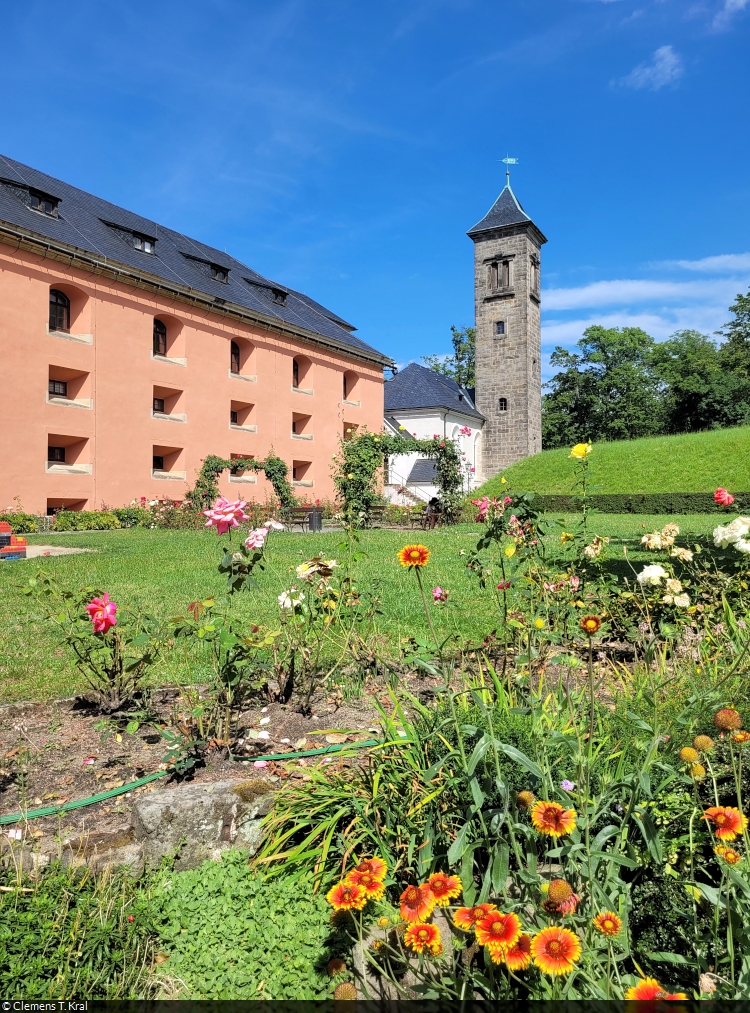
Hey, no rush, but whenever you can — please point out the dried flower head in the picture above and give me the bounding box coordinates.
[679,746,699,763]
[546,879,573,906]
[715,707,742,731]
[333,982,358,1000]
[516,790,535,809]
[327,958,347,977]
[690,762,707,781]
[693,734,715,751]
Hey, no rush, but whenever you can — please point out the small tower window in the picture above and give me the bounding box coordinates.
[49,289,70,333]
[230,341,241,374]
[495,321,505,336]
[211,264,228,283]
[153,319,167,357]
[498,397,508,412]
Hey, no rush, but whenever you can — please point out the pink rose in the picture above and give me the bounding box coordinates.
[714,487,735,507]
[203,496,249,535]
[85,593,117,633]
[432,586,449,603]
[245,528,268,550]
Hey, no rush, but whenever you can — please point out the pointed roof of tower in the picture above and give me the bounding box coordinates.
[467,179,547,243]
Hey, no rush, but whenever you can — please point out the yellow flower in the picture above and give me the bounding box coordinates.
[560,531,574,544]
[505,544,516,558]
[347,473,355,479]
[501,477,507,484]
[569,443,592,459]
[534,618,545,629]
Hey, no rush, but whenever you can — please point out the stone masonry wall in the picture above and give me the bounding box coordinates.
[472,225,543,477]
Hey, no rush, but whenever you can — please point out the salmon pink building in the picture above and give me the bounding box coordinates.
[0,154,391,514]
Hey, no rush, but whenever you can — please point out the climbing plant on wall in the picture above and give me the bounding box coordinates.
[332,429,463,527]
[186,453,296,512]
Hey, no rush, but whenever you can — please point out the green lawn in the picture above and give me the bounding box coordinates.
[475,426,750,497]
[0,515,722,702]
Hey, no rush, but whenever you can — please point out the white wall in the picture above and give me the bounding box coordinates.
[383,409,483,503]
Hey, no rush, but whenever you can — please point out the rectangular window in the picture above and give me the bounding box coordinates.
[153,455,164,471]
[48,446,66,462]
[230,341,241,374]
[495,321,505,336]
[153,397,165,413]
[230,410,238,424]
[49,379,68,397]
[498,397,508,412]
[211,264,228,283]
[292,465,298,481]
[501,260,510,288]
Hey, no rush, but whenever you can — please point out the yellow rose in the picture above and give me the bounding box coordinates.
[569,443,593,459]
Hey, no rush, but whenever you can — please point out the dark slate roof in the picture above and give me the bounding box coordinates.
[407,458,438,484]
[384,363,484,421]
[0,153,389,364]
[467,181,545,240]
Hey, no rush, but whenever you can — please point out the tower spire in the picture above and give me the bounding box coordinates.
[501,156,518,189]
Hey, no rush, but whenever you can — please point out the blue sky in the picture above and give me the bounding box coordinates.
[2,0,749,377]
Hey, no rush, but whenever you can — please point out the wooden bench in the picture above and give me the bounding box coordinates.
[283,506,324,532]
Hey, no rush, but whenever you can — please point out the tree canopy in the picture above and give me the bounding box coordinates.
[422,325,475,387]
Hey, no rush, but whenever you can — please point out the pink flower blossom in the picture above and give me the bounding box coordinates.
[504,496,513,506]
[263,519,285,530]
[253,760,269,768]
[459,425,472,436]
[85,593,117,633]
[715,487,735,507]
[245,528,268,550]
[432,586,449,602]
[569,575,580,590]
[470,467,475,473]
[203,496,249,536]
[497,580,511,590]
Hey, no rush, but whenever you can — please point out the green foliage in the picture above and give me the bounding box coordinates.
[151,852,338,999]
[531,492,750,514]
[53,510,121,531]
[0,863,152,999]
[186,453,295,513]
[112,507,152,528]
[422,324,476,387]
[476,425,750,498]
[0,511,38,533]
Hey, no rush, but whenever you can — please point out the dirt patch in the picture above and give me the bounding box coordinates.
[0,674,443,842]
[23,546,94,558]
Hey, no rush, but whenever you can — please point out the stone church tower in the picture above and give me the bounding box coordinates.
[467,175,547,479]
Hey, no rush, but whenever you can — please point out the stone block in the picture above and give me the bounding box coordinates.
[131,777,277,870]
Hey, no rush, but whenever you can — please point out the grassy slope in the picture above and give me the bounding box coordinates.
[475,426,750,497]
[0,517,720,702]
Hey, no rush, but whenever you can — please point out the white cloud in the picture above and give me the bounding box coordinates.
[661,252,750,273]
[618,45,683,90]
[544,277,740,310]
[713,0,750,29]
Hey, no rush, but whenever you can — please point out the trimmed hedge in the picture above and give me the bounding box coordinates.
[534,492,750,515]
[111,507,152,528]
[0,512,39,533]
[52,510,121,531]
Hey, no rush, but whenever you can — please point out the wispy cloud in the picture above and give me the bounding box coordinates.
[660,252,750,273]
[545,277,739,310]
[618,44,683,90]
[713,0,750,29]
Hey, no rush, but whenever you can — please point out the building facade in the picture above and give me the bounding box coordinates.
[0,155,390,514]
[467,176,547,478]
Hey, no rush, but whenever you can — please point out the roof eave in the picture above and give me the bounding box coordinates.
[467,220,548,246]
[0,217,394,369]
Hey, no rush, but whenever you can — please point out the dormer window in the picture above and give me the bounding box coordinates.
[133,233,155,254]
[272,288,286,306]
[211,264,228,283]
[29,190,58,216]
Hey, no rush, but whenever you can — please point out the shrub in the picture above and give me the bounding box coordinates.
[52,510,121,531]
[0,862,153,998]
[534,492,750,514]
[112,507,151,528]
[151,852,340,999]
[0,511,39,533]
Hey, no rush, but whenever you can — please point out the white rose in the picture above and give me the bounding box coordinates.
[735,538,750,554]
[673,593,690,607]
[665,578,683,594]
[637,564,667,586]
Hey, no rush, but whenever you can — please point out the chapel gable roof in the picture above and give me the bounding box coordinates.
[383,362,484,421]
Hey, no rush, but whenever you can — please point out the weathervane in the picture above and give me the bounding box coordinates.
[500,156,518,185]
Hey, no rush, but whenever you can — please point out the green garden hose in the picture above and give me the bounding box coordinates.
[0,738,383,826]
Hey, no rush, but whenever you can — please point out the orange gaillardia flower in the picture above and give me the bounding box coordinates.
[475,911,522,957]
[399,884,436,923]
[693,734,715,751]
[344,870,386,901]
[580,614,602,636]
[732,730,750,745]
[714,707,742,731]
[531,926,582,976]
[592,911,622,937]
[426,872,462,906]
[517,790,535,809]
[353,857,387,880]
[625,978,688,1000]
[702,805,748,841]
[531,800,577,837]
[715,844,742,865]
[404,922,442,956]
[502,933,532,971]
[326,881,368,912]
[397,544,430,568]
[453,903,497,931]
[679,746,699,763]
